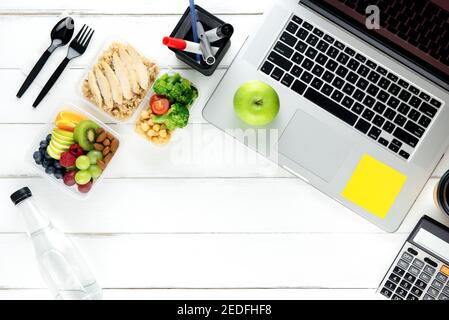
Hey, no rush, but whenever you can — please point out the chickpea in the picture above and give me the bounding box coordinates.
[153,124,161,132]
[147,119,154,126]
[152,136,159,144]
[161,124,167,130]
[159,130,167,138]
[147,129,156,137]
[140,110,150,120]
[140,123,150,131]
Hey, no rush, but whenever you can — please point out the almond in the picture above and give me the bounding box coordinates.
[98,127,105,134]
[97,159,106,170]
[106,132,114,140]
[102,146,110,156]
[94,143,104,151]
[104,153,113,165]
[97,131,107,143]
[110,139,119,153]
[103,138,111,146]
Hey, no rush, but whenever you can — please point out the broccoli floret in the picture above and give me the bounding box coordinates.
[153,73,198,106]
[151,103,190,130]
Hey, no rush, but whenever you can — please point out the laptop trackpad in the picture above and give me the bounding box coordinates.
[278,110,354,182]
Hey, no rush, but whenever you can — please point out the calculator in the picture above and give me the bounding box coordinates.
[377,215,449,300]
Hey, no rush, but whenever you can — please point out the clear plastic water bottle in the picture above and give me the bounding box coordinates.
[10,187,102,300]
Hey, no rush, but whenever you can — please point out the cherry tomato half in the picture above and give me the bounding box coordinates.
[150,94,165,106]
[151,98,170,115]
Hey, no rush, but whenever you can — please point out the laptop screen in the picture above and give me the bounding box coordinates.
[306,0,449,89]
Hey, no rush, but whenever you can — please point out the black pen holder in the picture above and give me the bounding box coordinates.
[169,5,232,76]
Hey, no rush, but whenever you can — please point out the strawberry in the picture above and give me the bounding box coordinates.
[69,144,84,157]
[60,152,76,168]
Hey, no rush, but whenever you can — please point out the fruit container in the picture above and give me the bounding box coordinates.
[27,103,121,200]
[78,39,160,124]
[135,72,199,146]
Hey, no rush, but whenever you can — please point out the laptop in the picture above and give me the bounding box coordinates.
[203,0,449,232]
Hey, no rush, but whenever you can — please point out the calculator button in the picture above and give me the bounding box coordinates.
[380,287,393,298]
[408,266,420,277]
[406,293,418,300]
[410,286,423,297]
[443,286,449,296]
[436,273,448,283]
[397,259,410,269]
[423,294,435,300]
[424,265,436,276]
[412,259,425,269]
[415,280,427,290]
[441,265,449,277]
[400,280,412,290]
[392,294,403,300]
[427,286,440,298]
[424,257,438,268]
[419,272,431,283]
[393,266,406,276]
[404,273,416,283]
[389,273,401,284]
[438,293,449,300]
[401,252,414,263]
[385,280,397,291]
[432,279,444,290]
[395,287,408,298]
[407,248,418,255]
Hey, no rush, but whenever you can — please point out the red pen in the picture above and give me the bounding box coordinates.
[163,37,219,56]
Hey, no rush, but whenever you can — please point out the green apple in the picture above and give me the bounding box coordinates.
[233,80,280,126]
[52,128,74,142]
[50,137,72,150]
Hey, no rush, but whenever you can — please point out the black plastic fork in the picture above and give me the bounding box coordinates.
[33,24,94,108]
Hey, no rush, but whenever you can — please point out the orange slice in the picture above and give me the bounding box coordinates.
[55,111,87,132]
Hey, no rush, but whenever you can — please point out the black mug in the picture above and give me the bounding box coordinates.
[434,170,449,216]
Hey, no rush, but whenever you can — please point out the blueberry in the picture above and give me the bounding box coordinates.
[45,166,55,175]
[46,134,52,142]
[54,170,64,179]
[35,159,42,165]
[40,140,48,148]
[42,158,53,167]
[33,151,42,161]
[39,147,46,155]
[54,161,62,169]
[44,152,52,160]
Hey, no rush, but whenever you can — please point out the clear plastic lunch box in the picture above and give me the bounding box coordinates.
[26,103,121,200]
[78,39,160,124]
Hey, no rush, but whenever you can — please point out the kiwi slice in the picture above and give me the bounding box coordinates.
[74,120,100,151]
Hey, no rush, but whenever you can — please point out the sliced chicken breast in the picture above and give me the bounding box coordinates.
[101,61,123,105]
[88,70,103,108]
[118,45,140,94]
[94,64,113,110]
[112,52,132,100]
[126,44,149,90]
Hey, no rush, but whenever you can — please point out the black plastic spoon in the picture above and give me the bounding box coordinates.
[17,17,75,98]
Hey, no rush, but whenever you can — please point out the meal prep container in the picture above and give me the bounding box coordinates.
[27,103,121,200]
[78,39,159,123]
[169,5,232,76]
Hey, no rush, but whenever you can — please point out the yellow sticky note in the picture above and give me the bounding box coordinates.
[342,154,407,219]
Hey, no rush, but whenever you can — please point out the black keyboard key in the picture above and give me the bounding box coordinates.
[385,280,397,291]
[357,65,370,77]
[363,96,376,108]
[306,34,319,46]
[261,61,274,75]
[323,34,334,44]
[377,66,388,76]
[286,22,299,34]
[303,21,313,31]
[291,79,307,95]
[378,77,391,90]
[409,86,419,95]
[430,99,441,108]
[321,83,333,96]
[419,102,437,118]
[387,97,400,109]
[377,90,390,103]
[373,115,385,127]
[326,46,339,59]
[387,73,398,82]
[332,77,344,89]
[408,109,420,121]
[409,96,422,108]
[368,127,381,140]
[297,28,309,40]
[313,28,323,37]
[394,114,407,127]
[388,84,401,95]
[353,89,365,102]
[315,53,328,65]
[337,52,350,65]
[384,108,397,121]
[281,74,294,87]
[397,103,411,115]
[301,58,314,70]
[342,96,354,109]
[291,65,303,77]
[399,90,411,103]
[380,287,393,298]
[336,65,349,78]
[335,41,345,50]
[274,41,294,58]
[367,71,381,84]
[295,40,307,53]
[280,32,298,47]
[343,83,355,95]
[325,59,338,71]
[346,71,359,84]
[355,53,366,63]
[271,67,284,81]
[379,137,389,147]
[398,79,409,89]
[316,41,329,54]
[292,15,303,25]
[311,77,323,90]
[391,139,402,148]
[383,121,395,133]
[300,71,313,84]
[394,128,419,147]
[418,115,431,128]
[268,52,293,71]
[393,266,406,276]
[352,102,364,115]
[366,60,377,69]
[404,121,425,138]
[367,84,380,97]
[322,71,334,83]
[344,47,355,56]
[292,53,304,66]
[312,64,324,77]
[419,92,431,101]
[331,90,344,103]
[305,47,318,59]
[362,109,375,121]
[399,150,410,160]
[356,78,369,90]
[304,88,358,126]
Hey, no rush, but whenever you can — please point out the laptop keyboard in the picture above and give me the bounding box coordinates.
[260,15,444,160]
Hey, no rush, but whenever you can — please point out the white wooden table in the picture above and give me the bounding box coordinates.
[1,0,449,300]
